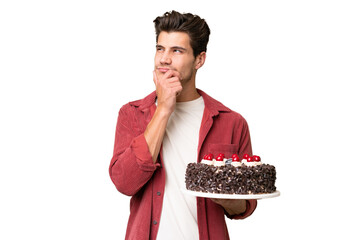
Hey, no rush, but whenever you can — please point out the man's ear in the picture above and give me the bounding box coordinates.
[195,52,206,70]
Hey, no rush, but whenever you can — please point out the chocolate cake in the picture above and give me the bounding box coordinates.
[185,153,276,194]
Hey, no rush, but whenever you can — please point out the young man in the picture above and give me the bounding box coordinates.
[109,11,257,240]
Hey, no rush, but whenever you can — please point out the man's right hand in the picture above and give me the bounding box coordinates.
[153,70,183,115]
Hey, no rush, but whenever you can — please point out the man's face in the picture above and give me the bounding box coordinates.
[154,31,197,84]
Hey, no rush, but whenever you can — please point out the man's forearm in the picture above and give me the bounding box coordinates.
[145,69,182,163]
[144,107,171,163]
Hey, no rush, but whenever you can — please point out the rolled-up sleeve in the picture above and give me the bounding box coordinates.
[109,105,160,196]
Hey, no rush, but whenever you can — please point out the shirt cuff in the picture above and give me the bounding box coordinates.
[225,200,257,220]
[131,133,160,171]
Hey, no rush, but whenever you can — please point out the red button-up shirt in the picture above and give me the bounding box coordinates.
[109,89,257,240]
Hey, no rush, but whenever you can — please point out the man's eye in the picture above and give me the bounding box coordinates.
[174,49,182,53]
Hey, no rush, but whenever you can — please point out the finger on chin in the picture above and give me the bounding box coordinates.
[166,69,181,79]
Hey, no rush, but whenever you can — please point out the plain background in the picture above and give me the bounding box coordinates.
[1,0,359,239]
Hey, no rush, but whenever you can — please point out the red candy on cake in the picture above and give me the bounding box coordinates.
[232,154,240,162]
[216,153,224,161]
[247,156,254,162]
[203,153,262,163]
[253,155,261,162]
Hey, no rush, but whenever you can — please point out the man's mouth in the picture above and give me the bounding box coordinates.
[157,67,171,73]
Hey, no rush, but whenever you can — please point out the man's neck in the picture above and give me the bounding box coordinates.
[176,77,200,102]
[176,86,200,102]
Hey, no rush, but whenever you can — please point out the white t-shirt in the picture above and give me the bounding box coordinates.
[156,96,205,240]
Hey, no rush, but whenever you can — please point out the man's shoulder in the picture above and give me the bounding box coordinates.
[219,104,247,123]
[199,89,247,121]
[120,91,157,111]
[214,100,249,129]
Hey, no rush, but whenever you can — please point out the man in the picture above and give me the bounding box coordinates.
[109,11,257,240]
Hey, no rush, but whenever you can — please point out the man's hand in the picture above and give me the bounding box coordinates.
[153,70,182,115]
[210,199,247,216]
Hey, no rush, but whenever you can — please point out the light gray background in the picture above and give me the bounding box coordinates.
[1,0,359,239]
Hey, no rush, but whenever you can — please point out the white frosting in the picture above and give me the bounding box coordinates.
[245,162,262,166]
[201,159,214,165]
[213,160,225,167]
[201,157,263,167]
[231,162,242,167]
[241,158,263,166]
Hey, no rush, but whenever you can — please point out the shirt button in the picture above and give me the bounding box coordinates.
[157,191,161,196]
[153,220,158,225]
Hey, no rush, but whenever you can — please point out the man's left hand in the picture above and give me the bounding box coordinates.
[210,199,247,216]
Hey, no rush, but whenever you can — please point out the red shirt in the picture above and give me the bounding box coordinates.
[109,89,257,240]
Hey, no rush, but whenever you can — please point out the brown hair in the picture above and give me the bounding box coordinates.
[153,10,211,57]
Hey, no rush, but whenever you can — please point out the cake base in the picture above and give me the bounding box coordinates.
[182,188,280,199]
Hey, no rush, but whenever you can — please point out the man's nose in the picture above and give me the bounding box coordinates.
[160,52,171,65]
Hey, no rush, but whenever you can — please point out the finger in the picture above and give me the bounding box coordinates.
[176,89,182,97]
[166,76,181,84]
[175,86,183,95]
[164,69,181,80]
[167,78,181,86]
[165,82,182,92]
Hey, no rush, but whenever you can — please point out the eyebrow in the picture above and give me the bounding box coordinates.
[156,44,187,51]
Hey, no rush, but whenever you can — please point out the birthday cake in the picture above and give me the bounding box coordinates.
[185,153,276,194]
